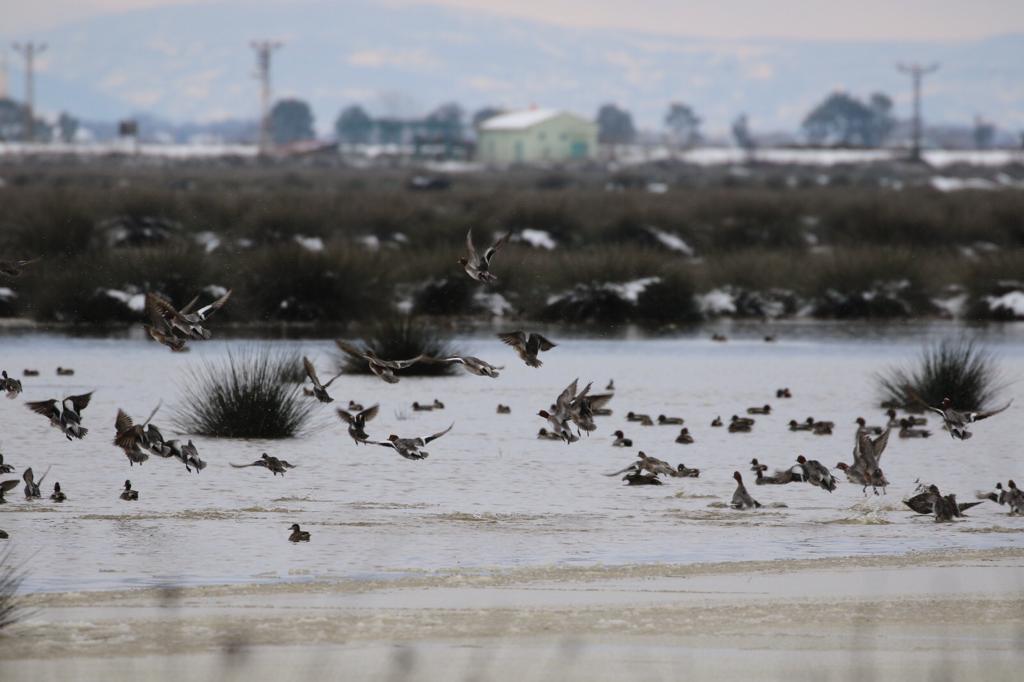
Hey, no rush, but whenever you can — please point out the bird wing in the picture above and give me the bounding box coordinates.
[585,393,615,410]
[0,480,17,494]
[555,379,579,412]
[336,409,353,424]
[229,462,259,468]
[359,404,380,422]
[146,292,186,328]
[67,391,94,413]
[35,466,50,486]
[141,400,162,427]
[483,231,511,264]
[373,441,397,450]
[303,356,323,389]
[604,464,638,477]
[497,331,527,349]
[321,370,344,388]
[387,355,429,370]
[115,408,134,434]
[177,294,201,316]
[26,399,58,418]
[973,399,1013,421]
[195,289,232,320]
[532,334,557,351]
[335,339,368,360]
[22,467,33,485]
[423,423,454,444]
[465,228,480,263]
[869,427,892,463]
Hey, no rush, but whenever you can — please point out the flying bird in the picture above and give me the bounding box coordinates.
[26,392,93,440]
[374,423,453,460]
[230,453,295,476]
[336,403,379,445]
[1,371,23,399]
[922,397,1013,440]
[303,356,343,403]
[459,228,510,283]
[423,354,502,378]
[335,340,428,384]
[113,403,162,466]
[22,466,49,499]
[146,289,232,345]
[497,331,557,368]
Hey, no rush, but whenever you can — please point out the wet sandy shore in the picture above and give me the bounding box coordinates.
[3,548,1023,681]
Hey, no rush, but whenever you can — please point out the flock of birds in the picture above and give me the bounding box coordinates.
[0,235,1022,545]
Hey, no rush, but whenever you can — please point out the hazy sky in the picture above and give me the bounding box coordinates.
[8,0,1024,40]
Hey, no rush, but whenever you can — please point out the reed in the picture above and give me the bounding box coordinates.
[877,338,1003,412]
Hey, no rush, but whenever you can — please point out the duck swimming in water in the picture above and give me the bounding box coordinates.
[288,523,311,542]
[120,479,139,501]
[374,424,454,460]
[611,430,632,447]
[854,417,883,435]
[302,356,343,403]
[23,369,39,377]
[27,391,93,441]
[711,416,723,427]
[336,404,379,445]
[788,419,813,432]
[56,367,75,376]
[459,228,511,283]
[775,388,792,398]
[898,419,931,438]
[747,405,771,415]
[621,467,663,486]
[626,412,654,426]
[537,428,564,441]
[50,482,66,502]
[347,400,365,412]
[230,453,295,476]
[496,404,511,414]
[922,396,1013,441]
[750,459,803,485]
[497,331,557,368]
[731,471,761,509]
[675,463,700,478]
[675,428,694,444]
[657,415,684,425]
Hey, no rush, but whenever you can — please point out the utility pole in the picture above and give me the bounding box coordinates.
[250,40,281,155]
[12,42,47,142]
[0,51,8,99]
[896,62,938,161]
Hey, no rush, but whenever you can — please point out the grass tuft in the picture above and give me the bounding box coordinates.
[340,317,460,377]
[173,345,314,438]
[0,546,31,631]
[876,338,1003,412]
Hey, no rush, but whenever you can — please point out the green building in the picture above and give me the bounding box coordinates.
[476,109,596,164]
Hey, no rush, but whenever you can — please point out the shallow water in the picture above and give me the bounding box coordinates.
[1,328,1023,592]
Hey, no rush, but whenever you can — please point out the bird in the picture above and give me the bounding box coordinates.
[151,438,206,473]
[230,453,295,476]
[113,403,162,466]
[747,405,771,415]
[775,388,792,398]
[459,228,510,283]
[711,416,723,427]
[146,289,232,342]
[977,482,1007,506]
[728,419,752,433]
[302,356,343,403]
[335,340,428,384]
[621,466,663,486]
[855,417,883,435]
[412,401,437,412]
[675,463,700,478]
[26,392,93,440]
[658,415,684,425]
[1,371,23,399]
[845,427,892,494]
[288,524,311,542]
[56,367,75,376]
[922,397,1013,441]
[22,369,39,377]
[1006,481,1024,515]
[898,419,931,438]
[424,354,502,378]
[731,472,761,509]
[605,452,680,478]
[50,482,67,502]
[0,256,39,278]
[904,484,979,521]
[611,430,632,447]
[750,459,803,485]
[497,331,557,368]
[374,423,454,460]
[347,400,365,412]
[336,404,380,445]
[0,479,18,504]
[794,455,836,492]
[0,530,7,539]
[788,419,813,432]
[496,404,511,414]
[119,479,139,501]
[606,380,615,391]
[145,324,189,352]
[0,453,13,474]
[23,466,48,499]
[537,428,564,441]
[675,428,694,444]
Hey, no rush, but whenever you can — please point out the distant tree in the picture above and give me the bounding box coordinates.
[973,116,996,150]
[425,102,465,142]
[376,118,404,145]
[335,105,373,144]
[597,103,635,146]
[472,106,503,129]
[802,92,895,147]
[665,102,701,148]
[57,112,79,143]
[269,98,315,145]
[0,97,51,142]
[731,113,755,152]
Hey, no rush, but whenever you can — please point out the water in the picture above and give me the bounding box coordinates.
[2,327,1022,592]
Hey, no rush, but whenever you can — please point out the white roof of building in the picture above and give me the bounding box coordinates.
[480,109,570,131]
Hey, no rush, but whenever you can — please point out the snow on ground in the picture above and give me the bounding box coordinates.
[517,229,557,250]
[698,289,736,316]
[473,291,513,317]
[0,287,17,301]
[293,235,325,252]
[645,226,694,256]
[985,290,1024,318]
[930,176,998,192]
[193,231,221,253]
[101,289,146,312]
[606,277,660,304]
[358,235,381,251]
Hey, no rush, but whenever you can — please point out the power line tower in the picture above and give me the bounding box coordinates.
[250,40,282,155]
[12,41,47,142]
[896,62,939,161]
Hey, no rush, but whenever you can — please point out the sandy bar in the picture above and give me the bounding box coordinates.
[2,548,1024,680]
